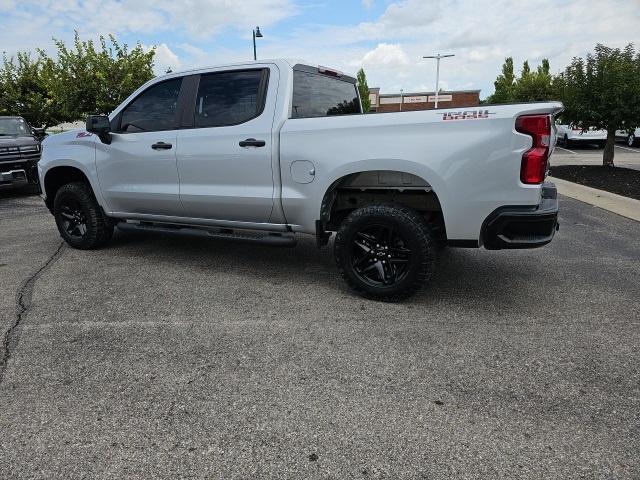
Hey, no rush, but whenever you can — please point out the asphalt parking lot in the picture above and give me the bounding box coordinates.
[551,142,640,170]
[1,190,639,479]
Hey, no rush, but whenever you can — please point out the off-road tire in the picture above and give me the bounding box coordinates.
[334,204,436,302]
[53,182,113,249]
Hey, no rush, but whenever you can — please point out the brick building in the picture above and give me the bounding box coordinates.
[368,88,481,112]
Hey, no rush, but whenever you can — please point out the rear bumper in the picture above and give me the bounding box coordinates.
[482,182,559,250]
[567,136,606,143]
[0,169,29,189]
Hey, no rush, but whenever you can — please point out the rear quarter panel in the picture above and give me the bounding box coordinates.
[279,103,562,240]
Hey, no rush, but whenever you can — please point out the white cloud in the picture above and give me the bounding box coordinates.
[379,0,442,29]
[5,0,296,38]
[358,43,409,68]
[361,0,375,8]
[148,0,296,38]
[467,47,506,63]
[145,43,181,74]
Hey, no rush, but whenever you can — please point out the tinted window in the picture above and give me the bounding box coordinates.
[292,71,361,119]
[120,78,182,132]
[195,70,265,128]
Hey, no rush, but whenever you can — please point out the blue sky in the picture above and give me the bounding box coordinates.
[1,0,639,98]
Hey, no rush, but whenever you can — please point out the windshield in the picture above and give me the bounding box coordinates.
[0,118,31,136]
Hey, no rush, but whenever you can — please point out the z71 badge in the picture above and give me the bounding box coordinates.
[441,110,495,121]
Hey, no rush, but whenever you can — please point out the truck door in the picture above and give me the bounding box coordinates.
[96,77,184,216]
[175,67,276,223]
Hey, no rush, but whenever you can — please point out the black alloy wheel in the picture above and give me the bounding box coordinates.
[59,198,88,238]
[351,224,411,287]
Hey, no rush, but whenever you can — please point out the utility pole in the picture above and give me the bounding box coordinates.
[399,89,404,112]
[423,54,454,109]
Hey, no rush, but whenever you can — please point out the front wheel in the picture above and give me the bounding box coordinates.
[334,204,436,302]
[54,182,113,249]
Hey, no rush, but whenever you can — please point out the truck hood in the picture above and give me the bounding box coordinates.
[0,135,39,148]
[42,129,93,146]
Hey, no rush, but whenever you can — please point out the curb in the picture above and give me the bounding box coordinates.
[548,176,640,222]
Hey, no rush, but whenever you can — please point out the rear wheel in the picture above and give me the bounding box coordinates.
[54,182,113,249]
[334,204,436,302]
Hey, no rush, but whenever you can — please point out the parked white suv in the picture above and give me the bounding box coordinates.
[555,123,607,148]
[39,59,562,301]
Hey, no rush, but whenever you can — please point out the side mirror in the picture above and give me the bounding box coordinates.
[32,127,46,140]
[86,115,111,144]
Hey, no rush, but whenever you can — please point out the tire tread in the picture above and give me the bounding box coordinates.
[54,182,113,249]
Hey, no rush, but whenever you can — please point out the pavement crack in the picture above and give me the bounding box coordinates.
[0,241,65,385]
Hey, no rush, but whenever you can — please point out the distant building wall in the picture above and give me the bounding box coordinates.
[369,90,481,112]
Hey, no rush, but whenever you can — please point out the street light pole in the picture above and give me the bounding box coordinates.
[423,54,454,109]
[253,26,263,61]
[400,89,404,112]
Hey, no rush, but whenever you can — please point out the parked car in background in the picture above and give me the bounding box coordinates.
[38,59,562,301]
[0,116,45,190]
[555,122,607,148]
[615,127,640,147]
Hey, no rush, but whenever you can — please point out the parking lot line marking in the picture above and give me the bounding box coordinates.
[615,145,640,153]
[556,146,577,154]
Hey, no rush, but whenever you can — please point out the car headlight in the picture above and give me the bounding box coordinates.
[19,145,40,153]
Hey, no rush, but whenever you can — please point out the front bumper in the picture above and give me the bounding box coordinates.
[0,169,29,189]
[482,182,559,250]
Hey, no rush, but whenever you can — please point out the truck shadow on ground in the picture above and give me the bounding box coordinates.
[107,228,555,310]
[0,186,39,200]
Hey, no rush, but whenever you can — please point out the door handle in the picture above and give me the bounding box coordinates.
[239,138,266,148]
[151,142,172,150]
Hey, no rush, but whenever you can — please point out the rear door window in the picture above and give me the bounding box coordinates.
[291,70,361,119]
[194,70,267,128]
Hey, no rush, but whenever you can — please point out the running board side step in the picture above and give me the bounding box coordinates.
[116,222,297,247]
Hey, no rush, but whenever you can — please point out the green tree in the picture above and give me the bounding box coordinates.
[556,44,640,166]
[51,32,156,120]
[487,57,516,103]
[0,52,61,128]
[0,32,156,128]
[514,58,555,101]
[487,57,555,103]
[357,68,371,113]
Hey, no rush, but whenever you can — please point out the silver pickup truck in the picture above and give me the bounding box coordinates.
[38,59,562,301]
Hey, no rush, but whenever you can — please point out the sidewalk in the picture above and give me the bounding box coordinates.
[549,176,640,222]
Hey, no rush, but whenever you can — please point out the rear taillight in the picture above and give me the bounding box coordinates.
[516,114,551,184]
